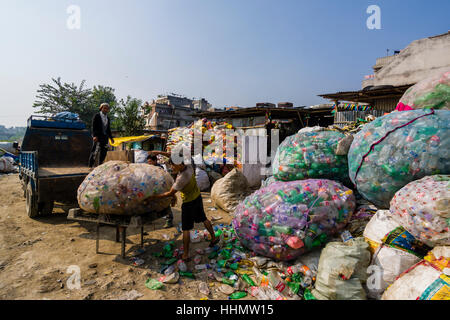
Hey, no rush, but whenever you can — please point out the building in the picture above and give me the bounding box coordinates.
[142,94,211,130]
[320,31,450,117]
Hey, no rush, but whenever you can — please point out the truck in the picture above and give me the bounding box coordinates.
[19,115,92,218]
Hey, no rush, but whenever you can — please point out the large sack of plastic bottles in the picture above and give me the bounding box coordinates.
[77,161,174,215]
[381,246,449,300]
[389,175,450,246]
[272,129,349,183]
[348,109,450,208]
[396,69,450,111]
[363,210,431,299]
[232,179,356,261]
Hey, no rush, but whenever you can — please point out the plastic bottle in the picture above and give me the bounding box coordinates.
[228,291,247,300]
[164,264,176,276]
[199,282,210,295]
[177,260,187,272]
[242,274,256,287]
[179,271,195,279]
[195,264,211,271]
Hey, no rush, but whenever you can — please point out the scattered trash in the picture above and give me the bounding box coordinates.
[198,282,210,296]
[119,290,143,300]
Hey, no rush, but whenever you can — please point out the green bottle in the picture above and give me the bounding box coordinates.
[228,291,247,300]
[222,278,235,286]
[179,271,195,279]
[303,288,317,300]
[242,274,256,287]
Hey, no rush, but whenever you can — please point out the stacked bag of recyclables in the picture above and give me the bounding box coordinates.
[232,179,355,261]
[381,246,449,300]
[272,127,350,184]
[348,109,450,208]
[389,175,449,246]
[396,69,450,111]
[77,161,174,215]
[363,210,432,299]
[311,237,371,300]
[362,175,448,299]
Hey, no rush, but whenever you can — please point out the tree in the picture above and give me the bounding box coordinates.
[114,96,146,136]
[32,78,118,131]
[33,77,91,119]
[90,85,118,129]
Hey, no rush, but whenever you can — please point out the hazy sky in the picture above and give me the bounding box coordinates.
[1,0,449,127]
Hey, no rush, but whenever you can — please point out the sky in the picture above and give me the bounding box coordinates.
[0,0,449,127]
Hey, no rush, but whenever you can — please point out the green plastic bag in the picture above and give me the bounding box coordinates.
[145,278,164,290]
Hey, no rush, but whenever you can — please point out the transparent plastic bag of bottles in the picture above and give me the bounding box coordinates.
[398,69,450,110]
[272,130,349,183]
[77,161,174,215]
[390,175,450,246]
[348,109,450,208]
[232,179,355,261]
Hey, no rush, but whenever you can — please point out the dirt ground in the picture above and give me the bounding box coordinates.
[0,173,252,300]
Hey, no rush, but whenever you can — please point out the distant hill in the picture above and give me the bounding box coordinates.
[0,125,26,142]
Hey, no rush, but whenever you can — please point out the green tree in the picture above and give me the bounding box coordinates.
[32,78,118,131]
[33,77,91,121]
[114,96,146,136]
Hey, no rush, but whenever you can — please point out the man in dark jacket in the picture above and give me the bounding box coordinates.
[88,103,115,167]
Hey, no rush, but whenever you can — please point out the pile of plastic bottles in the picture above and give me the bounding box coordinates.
[272,130,349,183]
[166,119,236,165]
[232,179,356,261]
[150,223,320,300]
[397,69,450,111]
[348,109,450,208]
[77,161,174,215]
[389,175,450,246]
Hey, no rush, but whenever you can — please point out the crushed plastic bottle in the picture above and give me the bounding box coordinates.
[198,282,210,296]
[177,260,187,272]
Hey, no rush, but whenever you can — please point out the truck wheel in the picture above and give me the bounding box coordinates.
[26,182,39,218]
[39,201,54,216]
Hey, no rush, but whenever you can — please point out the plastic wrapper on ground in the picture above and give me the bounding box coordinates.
[389,175,450,246]
[273,130,349,183]
[77,161,174,215]
[311,238,371,300]
[381,247,450,300]
[397,69,450,110]
[348,109,450,208]
[232,179,355,261]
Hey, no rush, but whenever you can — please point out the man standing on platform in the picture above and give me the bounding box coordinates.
[88,103,115,168]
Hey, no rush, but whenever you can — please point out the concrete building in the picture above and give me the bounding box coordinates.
[320,31,450,114]
[143,94,211,130]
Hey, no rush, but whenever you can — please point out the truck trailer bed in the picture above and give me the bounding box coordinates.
[38,166,91,178]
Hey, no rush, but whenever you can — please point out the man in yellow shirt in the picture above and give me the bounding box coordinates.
[143,150,218,261]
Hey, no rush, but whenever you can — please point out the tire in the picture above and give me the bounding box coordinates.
[38,201,54,216]
[26,182,39,218]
